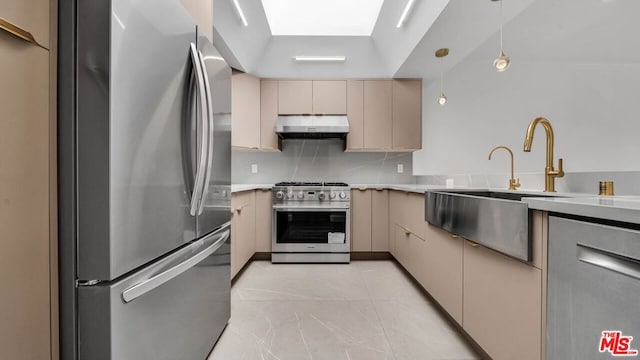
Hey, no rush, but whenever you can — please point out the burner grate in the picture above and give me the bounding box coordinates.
[275,182,349,187]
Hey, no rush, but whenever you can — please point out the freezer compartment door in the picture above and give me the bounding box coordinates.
[78,225,230,360]
[195,32,232,237]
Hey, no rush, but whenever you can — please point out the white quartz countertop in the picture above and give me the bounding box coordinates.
[350,184,442,193]
[231,183,439,194]
[231,184,273,193]
[524,196,640,224]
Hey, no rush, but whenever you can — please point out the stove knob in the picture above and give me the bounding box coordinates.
[297,191,304,199]
[318,191,326,200]
[339,191,347,199]
[286,191,293,199]
[276,191,284,200]
[329,191,336,199]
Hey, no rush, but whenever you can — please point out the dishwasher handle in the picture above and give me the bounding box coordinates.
[577,243,640,281]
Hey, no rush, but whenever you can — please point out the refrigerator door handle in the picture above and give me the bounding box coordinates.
[189,42,209,216]
[121,229,230,303]
[196,49,215,216]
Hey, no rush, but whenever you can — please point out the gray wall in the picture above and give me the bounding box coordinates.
[232,140,415,184]
[412,0,640,193]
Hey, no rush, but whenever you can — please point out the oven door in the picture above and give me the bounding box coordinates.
[272,206,350,253]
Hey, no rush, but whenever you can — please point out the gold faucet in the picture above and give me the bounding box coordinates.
[488,146,520,190]
[523,117,564,192]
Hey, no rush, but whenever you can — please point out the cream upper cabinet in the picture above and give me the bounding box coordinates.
[180,0,213,41]
[278,80,346,115]
[392,79,422,151]
[260,80,280,151]
[363,80,393,150]
[312,80,347,114]
[278,80,313,114]
[232,71,261,149]
[346,80,364,150]
[463,242,542,360]
[254,189,273,253]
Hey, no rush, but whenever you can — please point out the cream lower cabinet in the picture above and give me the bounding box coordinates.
[389,191,426,276]
[351,189,372,251]
[230,191,256,279]
[416,225,464,325]
[254,189,273,252]
[0,6,55,360]
[380,191,545,359]
[463,241,542,360]
[351,189,389,252]
[371,189,389,251]
[231,189,272,278]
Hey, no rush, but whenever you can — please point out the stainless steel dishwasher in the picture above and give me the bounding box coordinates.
[547,215,640,360]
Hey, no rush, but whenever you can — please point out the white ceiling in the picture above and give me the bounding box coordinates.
[213,0,451,77]
[213,0,586,79]
[261,0,385,36]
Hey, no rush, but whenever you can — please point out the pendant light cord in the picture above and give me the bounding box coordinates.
[499,0,504,50]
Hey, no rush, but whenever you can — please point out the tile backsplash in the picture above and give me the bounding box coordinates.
[232,139,415,184]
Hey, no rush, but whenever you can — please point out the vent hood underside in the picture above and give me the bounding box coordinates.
[275,115,349,139]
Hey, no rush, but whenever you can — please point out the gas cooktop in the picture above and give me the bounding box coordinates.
[275,181,349,187]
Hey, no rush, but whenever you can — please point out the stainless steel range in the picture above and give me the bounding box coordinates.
[272,182,350,263]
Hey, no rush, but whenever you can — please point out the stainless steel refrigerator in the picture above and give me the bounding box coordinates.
[59,0,231,359]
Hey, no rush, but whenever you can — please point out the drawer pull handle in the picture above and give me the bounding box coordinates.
[466,240,480,248]
[451,234,458,238]
[0,17,47,50]
[577,244,640,281]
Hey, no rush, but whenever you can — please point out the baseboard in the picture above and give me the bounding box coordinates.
[252,252,272,260]
[350,252,393,260]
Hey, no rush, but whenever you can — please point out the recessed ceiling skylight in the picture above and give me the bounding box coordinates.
[261,0,385,36]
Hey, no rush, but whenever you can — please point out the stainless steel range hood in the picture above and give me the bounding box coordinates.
[275,115,349,139]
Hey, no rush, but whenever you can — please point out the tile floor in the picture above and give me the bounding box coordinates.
[208,260,480,360]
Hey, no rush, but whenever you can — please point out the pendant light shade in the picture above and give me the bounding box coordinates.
[493,50,510,72]
[435,48,449,106]
[493,0,510,72]
[437,92,447,106]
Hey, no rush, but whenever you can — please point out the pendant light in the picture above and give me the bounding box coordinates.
[435,48,449,106]
[492,0,510,72]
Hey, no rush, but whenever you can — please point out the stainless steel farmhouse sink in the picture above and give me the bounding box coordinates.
[425,190,560,262]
